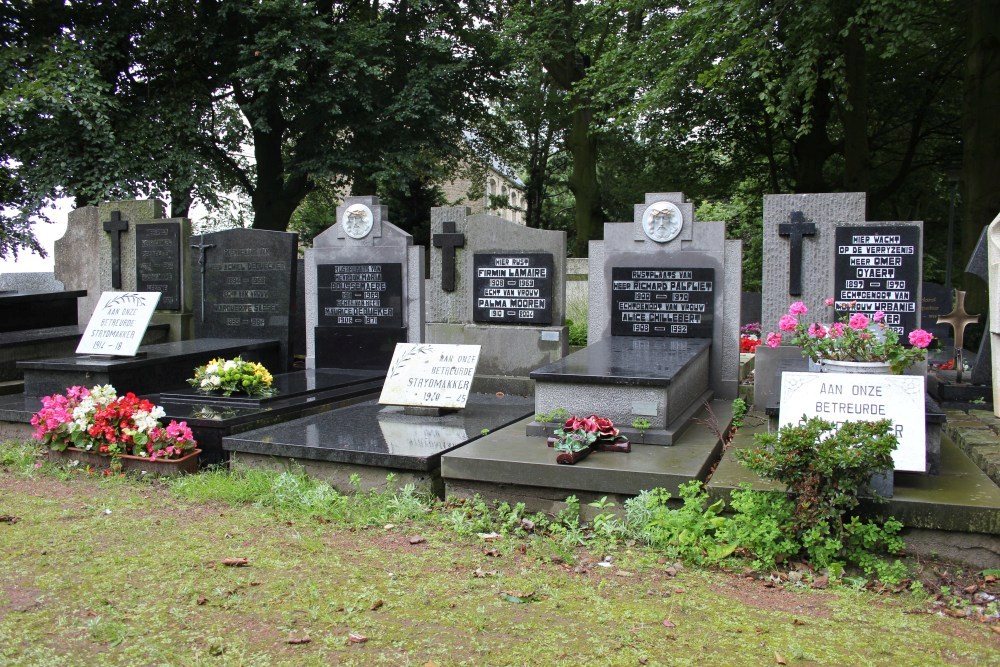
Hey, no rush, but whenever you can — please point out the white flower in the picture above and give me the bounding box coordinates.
[200,378,213,388]
[205,363,219,374]
[210,376,221,386]
[223,359,237,372]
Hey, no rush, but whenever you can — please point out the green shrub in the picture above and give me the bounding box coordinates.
[623,482,735,564]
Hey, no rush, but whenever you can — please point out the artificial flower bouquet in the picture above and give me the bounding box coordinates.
[548,414,630,464]
[765,299,934,374]
[188,356,276,398]
[31,384,196,461]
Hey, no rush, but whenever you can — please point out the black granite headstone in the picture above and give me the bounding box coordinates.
[316,263,403,328]
[192,228,297,369]
[921,282,954,346]
[611,267,715,337]
[473,253,554,325]
[135,222,182,310]
[834,225,920,338]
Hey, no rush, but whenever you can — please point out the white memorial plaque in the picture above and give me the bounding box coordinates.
[779,372,926,472]
[76,291,161,356]
[379,343,481,408]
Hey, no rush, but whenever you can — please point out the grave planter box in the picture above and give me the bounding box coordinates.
[47,447,201,476]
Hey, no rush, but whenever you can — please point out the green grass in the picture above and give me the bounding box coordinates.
[0,440,997,665]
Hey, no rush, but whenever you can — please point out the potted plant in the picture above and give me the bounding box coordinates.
[548,414,630,465]
[188,357,277,398]
[31,385,200,475]
[764,299,934,374]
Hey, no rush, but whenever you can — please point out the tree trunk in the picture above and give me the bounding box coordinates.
[566,104,601,257]
[961,0,1000,312]
[792,77,836,193]
[248,112,310,232]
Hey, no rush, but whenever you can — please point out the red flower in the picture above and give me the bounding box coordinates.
[588,415,619,440]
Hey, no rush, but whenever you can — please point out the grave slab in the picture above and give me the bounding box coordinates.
[529,336,711,443]
[17,338,281,397]
[0,290,85,332]
[155,368,385,465]
[222,393,534,493]
[442,400,732,512]
[709,415,1000,550]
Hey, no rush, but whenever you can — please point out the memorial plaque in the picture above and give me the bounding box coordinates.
[135,222,181,310]
[920,282,954,345]
[379,343,481,408]
[834,226,920,338]
[193,228,297,366]
[76,291,161,356]
[779,371,926,472]
[611,267,715,337]
[473,253,554,325]
[317,263,403,328]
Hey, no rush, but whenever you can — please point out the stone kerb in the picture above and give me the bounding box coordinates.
[988,211,1000,417]
[426,207,568,394]
[588,192,742,399]
[305,196,424,369]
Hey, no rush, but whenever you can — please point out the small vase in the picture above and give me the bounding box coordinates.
[815,359,892,374]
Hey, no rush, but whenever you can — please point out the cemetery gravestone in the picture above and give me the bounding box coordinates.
[55,199,194,341]
[834,225,921,339]
[306,196,424,371]
[192,228,298,371]
[921,282,955,347]
[76,291,160,357]
[588,192,741,400]
[426,207,567,395]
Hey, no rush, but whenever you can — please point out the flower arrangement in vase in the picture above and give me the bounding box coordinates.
[765,300,934,374]
[547,414,630,465]
[188,357,276,398]
[31,385,198,472]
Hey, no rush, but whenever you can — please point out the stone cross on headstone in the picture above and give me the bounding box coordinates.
[190,234,215,322]
[778,211,816,296]
[938,289,980,384]
[103,211,129,289]
[432,220,465,292]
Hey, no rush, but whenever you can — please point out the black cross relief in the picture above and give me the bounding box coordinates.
[103,211,129,289]
[778,211,816,297]
[432,220,465,292]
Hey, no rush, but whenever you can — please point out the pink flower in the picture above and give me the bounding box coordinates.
[824,298,835,306]
[778,314,798,332]
[808,323,827,338]
[848,313,869,330]
[788,301,808,316]
[765,332,782,348]
[908,329,933,349]
[873,310,885,322]
[830,323,845,338]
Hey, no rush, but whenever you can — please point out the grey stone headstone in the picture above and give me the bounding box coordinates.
[966,226,989,280]
[426,206,567,395]
[761,193,923,348]
[192,227,298,370]
[306,196,424,371]
[54,205,103,324]
[588,192,742,399]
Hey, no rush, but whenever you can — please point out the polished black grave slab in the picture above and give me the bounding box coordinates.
[159,368,383,407]
[155,368,386,466]
[530,336,712,386]
[17,338,281,397]
[0,289,86,332]
[222,393,534,471]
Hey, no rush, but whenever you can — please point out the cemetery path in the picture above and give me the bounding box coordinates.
[0,472,997,666]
